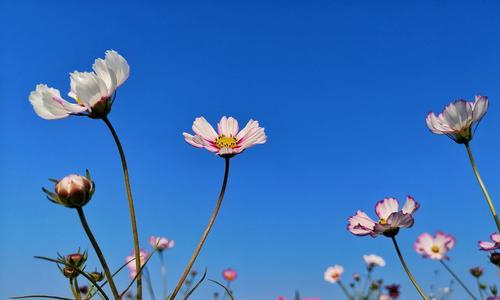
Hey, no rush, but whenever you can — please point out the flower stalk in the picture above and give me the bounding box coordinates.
[464,143,500,231]
[102,116,142,299]
[439,260,477,300]
[391,237,428,300]
[169,158,231,300]
[159,252,168,298]
[76,207,120,299]
[337,281,354,300]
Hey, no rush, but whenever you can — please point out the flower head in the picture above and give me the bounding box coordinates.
[469,266,483,278]
[29,50,129,120]
[363,254,386,268]
[126,249,149,278]
[43,171,94,208]
[478,233,500,251]
[148,236,175,251]
[348,196,420,238]
[324,265,344,283]
[426,96,488,144]
[385,284,400,299]
[183,116,266,158]
[61,250,87,279]
[414,231,456,260]
[222,268,237,282]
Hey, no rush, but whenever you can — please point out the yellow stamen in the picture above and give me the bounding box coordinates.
[379,218,387,225]
[431,245,440,253]
[215,135,238,149]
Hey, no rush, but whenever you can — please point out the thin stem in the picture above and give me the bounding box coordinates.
[464,143,500,231]
[337,281,354,300]
[144,268,156,300]
[74,278,82,300]
[70,279,78,300]
[391,237,428,300]
[76,208,120,299]
[159,252,167,299]
[169,158,231,300]
[476,278,484,300]
[102,116,142,299]
[440,260,477,300]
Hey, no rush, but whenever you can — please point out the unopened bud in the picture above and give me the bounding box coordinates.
[90,271,104,282]
[470,267,484,278]
[489,252,500,267]
[44,172,94,208]
[63,266,79,279]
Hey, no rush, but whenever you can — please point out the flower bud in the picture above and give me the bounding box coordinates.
[66,252,87,268]
[470,267,484,278]
[43,172,94,208]
[489,252,500,267]
[79,286,89,294]
[90,271,105,282]
[190,270,198,277]
[63,266,79,279]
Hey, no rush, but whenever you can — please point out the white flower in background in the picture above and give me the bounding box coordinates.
[29,84,87,119]
[183,116,267,158]
[324,265,344,283]
[29,50,129,120]
[363,254,386,269]
[426,96,488,144]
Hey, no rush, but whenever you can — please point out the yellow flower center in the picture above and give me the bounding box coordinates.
[215,135,238,149]
[379,218,387,225]
[431,245,440,253]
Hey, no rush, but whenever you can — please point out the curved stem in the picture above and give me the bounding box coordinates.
[102,117,142,299]
[159,252,167,299]
[465,143,500,231]
[76,207,120,299]
[391,237,428,300]
[440,260,477,300]
[338,281,354,300]
[74,278,82,300]
[69,279,78,300]
[169,158,231,300]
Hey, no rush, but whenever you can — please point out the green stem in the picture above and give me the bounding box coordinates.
[169,158,231,300]
[69,279,78,300]
[338,281,354,300]
[440,260,477,300]
[74,278,82,300]
[464,143,500,231]
[102,117,142,299]
[159,252,167,299]
[76,207,120,299]
[144,267,156,300]
[391,237,428,300]
[476,278,484,300]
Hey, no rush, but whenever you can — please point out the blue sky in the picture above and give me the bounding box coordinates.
[1,1,499,299]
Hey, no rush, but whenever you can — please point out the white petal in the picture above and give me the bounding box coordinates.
[29,84,86,120]
[402,196,419,215]
[70,71,108,108]
[472,95,489,123]
[104,50,129,87]
[192,117,218,141]
[375,198,399,220]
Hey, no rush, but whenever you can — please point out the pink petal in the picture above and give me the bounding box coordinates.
[375,198,399,220]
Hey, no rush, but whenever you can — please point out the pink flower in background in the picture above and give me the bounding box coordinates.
[363,254,386,268]
[222,268,237,282]
[276,297,287,300]
[183,116,266,157]
[324,265,344,283]
[126,249,149,278]
[426,96,488,144]
[347,196,420,238]
[414,231,456,260]
[478,233,500,251]
[148,236,175,251]
[379,295,390,300]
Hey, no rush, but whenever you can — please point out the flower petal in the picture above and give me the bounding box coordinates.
[402,195,420,215]
[29,84,86,120]
[375,198,399,220]
[348,210,376,236]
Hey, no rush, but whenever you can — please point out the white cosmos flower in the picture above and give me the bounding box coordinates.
[29,50,129,121]
[426,96,488,144]
[363,254,386,268]
[183,116,267,158]
[324,265,344,283]
[29,84,87,120]
[69,50,129,117]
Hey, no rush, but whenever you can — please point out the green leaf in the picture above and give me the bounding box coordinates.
[209,279,234,300]
[182,268,208,300]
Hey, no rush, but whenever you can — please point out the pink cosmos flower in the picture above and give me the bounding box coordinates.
[379,295,390,300]
[478,233,500,251]
[347,196,420,238]
[222,268,237,282]
[183,116,266,157]
[414,231,456,260]
[324,265,344,283]
[426,96,488,144]
[148,236,175,251]
[125,249,149,278]
[276,297,287,300]
[363,254,386,268]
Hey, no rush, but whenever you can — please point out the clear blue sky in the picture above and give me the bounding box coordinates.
[1,1,499,299]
